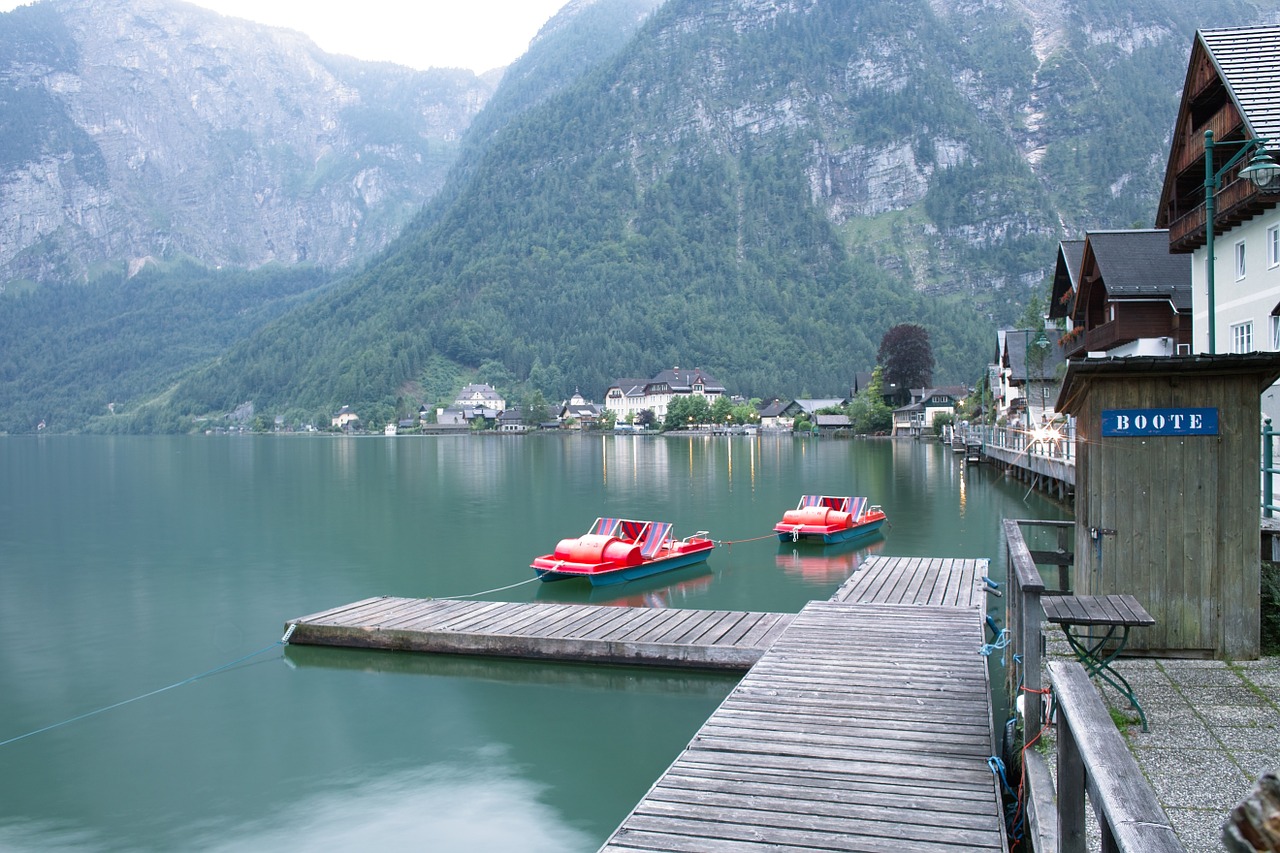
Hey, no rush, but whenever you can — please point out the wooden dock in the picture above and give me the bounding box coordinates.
[830,555,988,611]
[286,596,794,670]
[286,555,1006,851]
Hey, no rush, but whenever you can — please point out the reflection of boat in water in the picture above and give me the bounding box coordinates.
[773,495,887,544]
[775,533,886,582]
[531,517,714,586]
[534,563,715,607]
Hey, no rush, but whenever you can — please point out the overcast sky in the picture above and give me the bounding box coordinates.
[0,0,570,73]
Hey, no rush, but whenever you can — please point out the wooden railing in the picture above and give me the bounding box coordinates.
[1005,519,1183,853]
[1050,661,1185,852]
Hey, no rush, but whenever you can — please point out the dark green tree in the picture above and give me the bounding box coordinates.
[878,324,935,392]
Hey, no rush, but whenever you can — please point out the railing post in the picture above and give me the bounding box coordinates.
[1265,418,1274,519]
[1057,706,1086,853]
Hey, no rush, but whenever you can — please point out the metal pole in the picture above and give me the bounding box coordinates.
[1266,418,1274,519]
[1205,130,1217,354]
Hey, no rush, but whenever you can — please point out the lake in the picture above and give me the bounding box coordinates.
[0,434,1068,851]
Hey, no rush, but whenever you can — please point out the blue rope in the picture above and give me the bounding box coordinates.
[0,634,291,749]
[980,628,1012,665]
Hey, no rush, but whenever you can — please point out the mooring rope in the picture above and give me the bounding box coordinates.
[0,625,298,749]
[434,575,543,600]
[714,531,779,548]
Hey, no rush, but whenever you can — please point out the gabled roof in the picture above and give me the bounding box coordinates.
[795,398,847,413]
[1155,26,1280,250]
[1048,239,1086,320]
[759,399,798,418]
[1200,26,1280,143]
[650,367,725,392]
[815,414,851,427]
[1077,229,1191,310]
[609,378,651,397]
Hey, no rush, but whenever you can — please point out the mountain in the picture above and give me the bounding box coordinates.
[0,0,493,286]
[155,0,1280,429]
[0,0,661,433]
[5,0,1280,433]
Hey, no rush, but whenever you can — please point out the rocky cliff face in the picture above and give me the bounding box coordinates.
[0,0,494,285]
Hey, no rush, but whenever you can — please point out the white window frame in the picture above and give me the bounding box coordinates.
[1235,240,1247,280]
[1231,320,1253,354]
[1268,225,1279,269]
[1271,314,1280,351]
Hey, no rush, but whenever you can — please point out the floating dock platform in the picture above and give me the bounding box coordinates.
[285,556,1005,851]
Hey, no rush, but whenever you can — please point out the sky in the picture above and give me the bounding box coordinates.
[0,0,571,73]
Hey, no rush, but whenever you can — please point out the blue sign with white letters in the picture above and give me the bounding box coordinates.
[1101,407,1218,437]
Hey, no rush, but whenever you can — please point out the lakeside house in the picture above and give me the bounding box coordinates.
[891,387,969,436]
[1155,24,1280,418]
[604,367,726,423]
[331,405,359,430]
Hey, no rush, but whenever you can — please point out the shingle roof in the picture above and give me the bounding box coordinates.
[1086,230,1191,309]
[1200,25,1280,144]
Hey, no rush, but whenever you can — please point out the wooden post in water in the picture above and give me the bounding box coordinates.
[1057,354,1280,659]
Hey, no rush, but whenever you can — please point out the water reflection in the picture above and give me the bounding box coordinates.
[193,762,593,853]
[774,534,887,583]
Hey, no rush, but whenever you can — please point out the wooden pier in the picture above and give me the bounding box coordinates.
[286,555,1006,851]
[286,596,794,670]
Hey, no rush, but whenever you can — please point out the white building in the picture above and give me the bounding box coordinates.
[1155,25,1280,415]
[453,384,506,412]
[604,367,725,422]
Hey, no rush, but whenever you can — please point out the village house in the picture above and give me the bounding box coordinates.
[559,390,603,428]
[331,405,359,430]
[604,367,725,422]
[454,383,505,411]
[891,387,968,436]
[1154,24,1280,416]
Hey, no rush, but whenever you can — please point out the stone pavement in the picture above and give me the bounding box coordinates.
[1045,635,1280,852]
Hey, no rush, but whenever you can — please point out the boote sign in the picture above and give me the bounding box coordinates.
[1101,407,1219,437]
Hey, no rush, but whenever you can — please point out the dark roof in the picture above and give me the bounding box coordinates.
[1084,230,1191,309]
[759,399,797,418]
[1200,25,1280,143]
[650,367,725,392]
[1048,239,1086,320]
[610,378,650,397]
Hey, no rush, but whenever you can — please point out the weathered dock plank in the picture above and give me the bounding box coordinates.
[286,597,793,670]
[599,601,1006,852]
[830,555,988,612]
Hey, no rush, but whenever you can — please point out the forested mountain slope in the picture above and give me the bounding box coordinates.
[0,0,660,432]
[160,0,1280,428]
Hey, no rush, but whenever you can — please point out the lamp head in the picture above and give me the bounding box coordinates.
[1240,145,1280,192]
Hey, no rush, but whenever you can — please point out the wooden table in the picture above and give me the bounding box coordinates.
[1042,594,1155,730]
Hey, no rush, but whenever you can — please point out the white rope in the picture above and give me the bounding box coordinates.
[436,575,543,600]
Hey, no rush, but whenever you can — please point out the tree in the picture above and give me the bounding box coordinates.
[523,390,550,427]
[846,365,893,434]
[878,324,935,392]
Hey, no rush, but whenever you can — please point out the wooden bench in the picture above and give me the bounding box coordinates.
[1042,594,1155,730]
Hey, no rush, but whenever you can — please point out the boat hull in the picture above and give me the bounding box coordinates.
[775,516,886,544]
[533,544,713,587]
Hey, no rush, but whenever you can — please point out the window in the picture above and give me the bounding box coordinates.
[1235,240,1247,280]
[1269,226,1279,268]
[1272,314,1280,350]
[1232,321,1254,354]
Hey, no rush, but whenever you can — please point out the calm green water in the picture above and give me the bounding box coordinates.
[0,434,1068,851]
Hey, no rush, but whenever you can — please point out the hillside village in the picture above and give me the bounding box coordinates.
[233,24,1279,442]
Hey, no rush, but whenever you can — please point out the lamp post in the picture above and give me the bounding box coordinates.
[1024,327,1050,425]
[1202,131,1279,353]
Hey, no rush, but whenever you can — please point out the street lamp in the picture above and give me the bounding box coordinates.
[1024,328,1050,424]
[1203,131,1279,353]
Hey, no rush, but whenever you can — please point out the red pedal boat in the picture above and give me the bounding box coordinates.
[532,518,714,586]
[773,495,887,544]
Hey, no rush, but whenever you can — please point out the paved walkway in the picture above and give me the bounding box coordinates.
[1045,634,1280,852]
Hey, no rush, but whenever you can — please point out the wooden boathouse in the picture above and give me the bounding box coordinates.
[287,556,1007,851]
